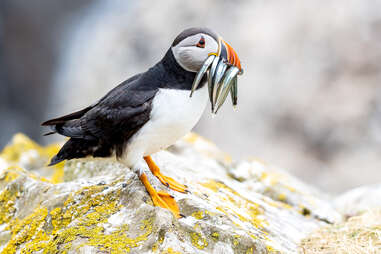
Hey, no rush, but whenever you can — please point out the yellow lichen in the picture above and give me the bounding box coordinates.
[183,133,200,144]
[199,180,265,230]
[224,155,233,164]
[0,177,155,254]
[246,247,254,254]
[50,162,64,184]
[161,247,182,254]
[266,199,292,210]
[82,220,152,254]
[2,206,49,254]
[248,233,258,241]
[44,182,152,253]
[284,185,296,193]
[211,232,219,241]
[266,245,276,253]
[0,188,17,225]
[233,234,240,246]
[183,132,215,146]
[298,205,311,217]
[2,170,20,183]
[0,133,60,163]
[190,232,208,250]
[0,134,65,184]
[192,211,205,220]
[152,242,159,252]
[260,171,298,195]
[278,193,287,202]
[215,206,226,214]
[196,180,272,249]
[152,234,166,252]
[0,134,40,162]
[3,166,51,183]
[259,172,268,182]
[158,234,165,244]
[199,180,226,192]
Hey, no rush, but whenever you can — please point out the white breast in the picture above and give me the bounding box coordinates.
[122,85,208,167]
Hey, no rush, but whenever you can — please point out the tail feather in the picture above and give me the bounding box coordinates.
[41,106,92,126]
[48,138,97,166]
[43,106,113,166]
[48,155,65,166]
[42,106,95,139]
[44,118,95,140]
[48,138,113,166]
[43,131,56,136]
[55,120,93,140]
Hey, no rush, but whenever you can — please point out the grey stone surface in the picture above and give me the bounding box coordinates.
[0,133,341,253]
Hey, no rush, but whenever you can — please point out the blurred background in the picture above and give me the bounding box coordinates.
[1,0,381,193]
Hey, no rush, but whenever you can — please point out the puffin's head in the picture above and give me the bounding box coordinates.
[171,27,242,73]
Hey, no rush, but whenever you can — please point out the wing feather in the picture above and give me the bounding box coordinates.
[41,106,92,126]
[42,73,157,149]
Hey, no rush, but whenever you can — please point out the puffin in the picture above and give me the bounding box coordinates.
[42,27,242,218]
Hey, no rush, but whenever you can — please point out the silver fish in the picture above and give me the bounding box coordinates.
[190,54,216,97]
[212,59,228,107]
[208,56,220,111]
[230,75,238,107]
[213,66,240,113]
[191,55,241,113]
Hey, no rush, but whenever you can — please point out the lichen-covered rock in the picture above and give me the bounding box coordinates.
[0,133,341,254]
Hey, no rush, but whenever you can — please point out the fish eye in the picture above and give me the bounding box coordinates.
[196,37,205,48]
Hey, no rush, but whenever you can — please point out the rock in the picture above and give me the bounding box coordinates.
[298,183,381,253]
[299,209,381,254]
[0,133,341,253]
[334,184,381,218]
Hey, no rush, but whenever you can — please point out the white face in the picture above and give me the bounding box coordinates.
[171,33,219,72]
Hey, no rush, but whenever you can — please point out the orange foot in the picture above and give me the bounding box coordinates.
[139,173,181,218]
[144,156,188,193]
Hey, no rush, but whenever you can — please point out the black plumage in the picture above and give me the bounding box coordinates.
[42,49,204,166]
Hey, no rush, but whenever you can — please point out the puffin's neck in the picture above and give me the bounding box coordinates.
[159,49,206,90]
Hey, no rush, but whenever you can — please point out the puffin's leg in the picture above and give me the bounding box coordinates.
[139,173,181,218]
[144,156,188,193]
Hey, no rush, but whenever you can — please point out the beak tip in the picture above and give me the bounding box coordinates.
[221,40,242,72]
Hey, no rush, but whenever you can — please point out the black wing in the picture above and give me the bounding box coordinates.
[42,73,142,128]
[42,73,158,164]
[80,86,157,154]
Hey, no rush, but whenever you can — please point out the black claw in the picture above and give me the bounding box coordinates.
[169,194,174,198]
[180,213,186,218]
[165,182,170,188]
[185,189,191,194]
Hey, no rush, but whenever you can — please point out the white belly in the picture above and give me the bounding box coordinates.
[122,85,208,167]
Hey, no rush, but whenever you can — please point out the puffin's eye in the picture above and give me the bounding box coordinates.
[196,37,205,48]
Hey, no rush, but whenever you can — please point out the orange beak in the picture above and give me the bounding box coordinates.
[220,39,242,73]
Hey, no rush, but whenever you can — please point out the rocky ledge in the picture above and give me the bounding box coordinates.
[0,134,379,253]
